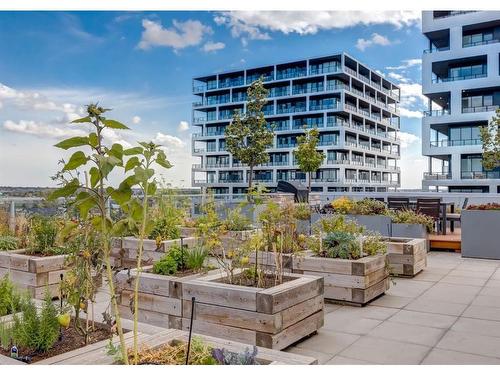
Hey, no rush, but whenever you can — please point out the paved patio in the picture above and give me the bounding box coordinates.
[285,251,500,364]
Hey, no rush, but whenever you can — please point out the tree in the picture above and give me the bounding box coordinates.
[293,127,325,192]
[480,108,500,170]
[225,77,274,191]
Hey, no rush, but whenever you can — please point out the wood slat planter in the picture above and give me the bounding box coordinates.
[293,251,389,306]
[111,236,198,269]
[27,329,317,365]
[179,270,324,350]
[384,237,427,277]
[0,249,68,299]
[248,251,294,273]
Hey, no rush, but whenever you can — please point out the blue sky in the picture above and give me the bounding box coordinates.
[0,11,427,188]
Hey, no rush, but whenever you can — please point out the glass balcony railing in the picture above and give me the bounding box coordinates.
[423,109,451,117]
[219,77,244,88]
[463,38,500,48]
[462,105,499,113]
[430,139,482,147]
[423,172,451,180]
[277,142,297,148]
[276,68,307,80]
[461,171,500,179]
[232,94,247,102]
[309,64,341,75]
[276,105,306,114]
[433,73,487,83]
[423,46,451,54]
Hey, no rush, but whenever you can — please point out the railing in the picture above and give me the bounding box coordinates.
[430,139,482,147]
[423,46,450,54]
[206,163,230,168]
[219,78,244,88]
[345,140,358,147]
[423,172,451,180]
[433,72,487,83]
[269,88,290,98]
[327,159,349,165]
[219,178,244,183]
[434,11,476,19]
[461,171,500,179]
[193,179,208,184]
[246,74,274,84]
[423,109,451,117]
[193,148,205,153]
[205,131,226,137]
[309,103,338,111]
[343,66,358,77]
[309,64,341,75]
[277,143,297,148]
[463,38,500,48]
[232,94,247,102]
[276,69,307,80]
[276,106,306,114]
[318,140,338,146]
[462,105,499,113]
[311,177,340,182]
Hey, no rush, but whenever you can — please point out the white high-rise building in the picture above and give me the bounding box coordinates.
[191,53,401,194]
[422,11,500,193]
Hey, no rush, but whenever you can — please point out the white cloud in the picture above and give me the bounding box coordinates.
[152,132,185,149]
[398,131,421,148]
[177,121,189,132]
[355,33,393,51]
[214,11,420,42]
[387,72,410,83]
[3,120,86,139]
[399,108,423,119]
[202,41,225,53]
[132,115,141,124]
[138,19,212,51]
[386,59,422,70]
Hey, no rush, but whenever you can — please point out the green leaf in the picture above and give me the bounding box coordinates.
[74,191,98,219]
[54,136,89,150]
[108,143,124,159]
[156,151,172,169]
[147,182,157,196]
[71,116,92,124]
[89,167,100,188]
[109,184,132,206]
[88,133,99,147]
[63,151,88,171]
[134,166,154,183]
[60,221,78,239]
[138,141,150,149]
[123,146,143,156]
[125,156,141,172]
[48,179,80,200]
[102,119,129,130]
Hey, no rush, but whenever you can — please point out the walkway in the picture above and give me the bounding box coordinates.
[285,251,500,364]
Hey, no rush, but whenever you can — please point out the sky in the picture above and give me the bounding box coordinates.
[0,11,428,189]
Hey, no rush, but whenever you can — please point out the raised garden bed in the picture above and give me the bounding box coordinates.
[346,214,392,236]
[110,236,197,269]
[179,270,324,350]
[462,209,500,260]
[384,237,427,277]
[0,317,112,364]
[0,249,68,299]
[25,329,316,365]
[115,266,218,329]
[293,251,389,306]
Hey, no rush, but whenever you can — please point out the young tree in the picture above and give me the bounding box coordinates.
[225,77,274,191]
[480,108,500,170]
[293,127,325,192]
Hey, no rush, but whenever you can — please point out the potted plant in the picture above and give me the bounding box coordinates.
[383,237,427,277]
[389,209,434,240]
[462,203,500,260]
[0,215,72,298]
[294,215,390,305]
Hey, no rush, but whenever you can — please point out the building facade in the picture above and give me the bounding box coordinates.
[422,11,500,193]
[191,53,401,194]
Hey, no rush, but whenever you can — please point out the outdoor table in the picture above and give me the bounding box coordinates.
[406,200,455,235]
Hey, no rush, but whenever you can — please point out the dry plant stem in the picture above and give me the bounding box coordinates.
[132,179,149,364]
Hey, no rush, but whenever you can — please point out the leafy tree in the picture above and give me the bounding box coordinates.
[293,127,325,192]
[480,108,500,170]
[48,104,172,364]
[225,78,274,190]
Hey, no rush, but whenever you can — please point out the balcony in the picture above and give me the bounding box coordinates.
[309,64,341,75]
[423,46,451,54]
[276,68,307,80]
[327,159,349,165]
[277,142,297,149]
[219,77,244,88]
[309,102,338,111]
[423,109,451,117]
[423,172,451,180]
[430,139,482,147]
[276,105,306,114]
[206,163,230,168]
[462,105,499,113]
[461,171,500,179]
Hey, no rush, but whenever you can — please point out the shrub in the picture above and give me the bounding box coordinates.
[0,235,18,251]
[152,254,178,276]
[313,214,363,236]
[330,196,354,214]
[322,231,361,259]
[293,203,311,220]
[363,234,387,256]
[0,276,22,317]
[148,217,181,241]
[13,289,59,352]
[350,198,389,216]
[389,209,435,233]
[27,215,67,255]
[152,244,200,275]
[467,203,500,211]
[222,207,251,231]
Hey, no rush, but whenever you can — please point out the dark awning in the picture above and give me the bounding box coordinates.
[276,180,309,202]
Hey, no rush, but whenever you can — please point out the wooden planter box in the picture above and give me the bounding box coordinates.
[462,210,500,260]
[17,329,316,365]
[293,251,389,306]
[0,249,68,299]
[111,236,198,269]
[179,226,197,237]
[384,237,427,277]
[248,251,295,273]
[115,266,217,329]
[180,270,324,350]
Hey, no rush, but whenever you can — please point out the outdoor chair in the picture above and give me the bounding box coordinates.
[416,198,442,233]
[446,197,468,233]
[387,197,410,211]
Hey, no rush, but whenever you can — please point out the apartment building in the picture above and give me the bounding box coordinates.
[191,53,401,194]
[422,11,500,193]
